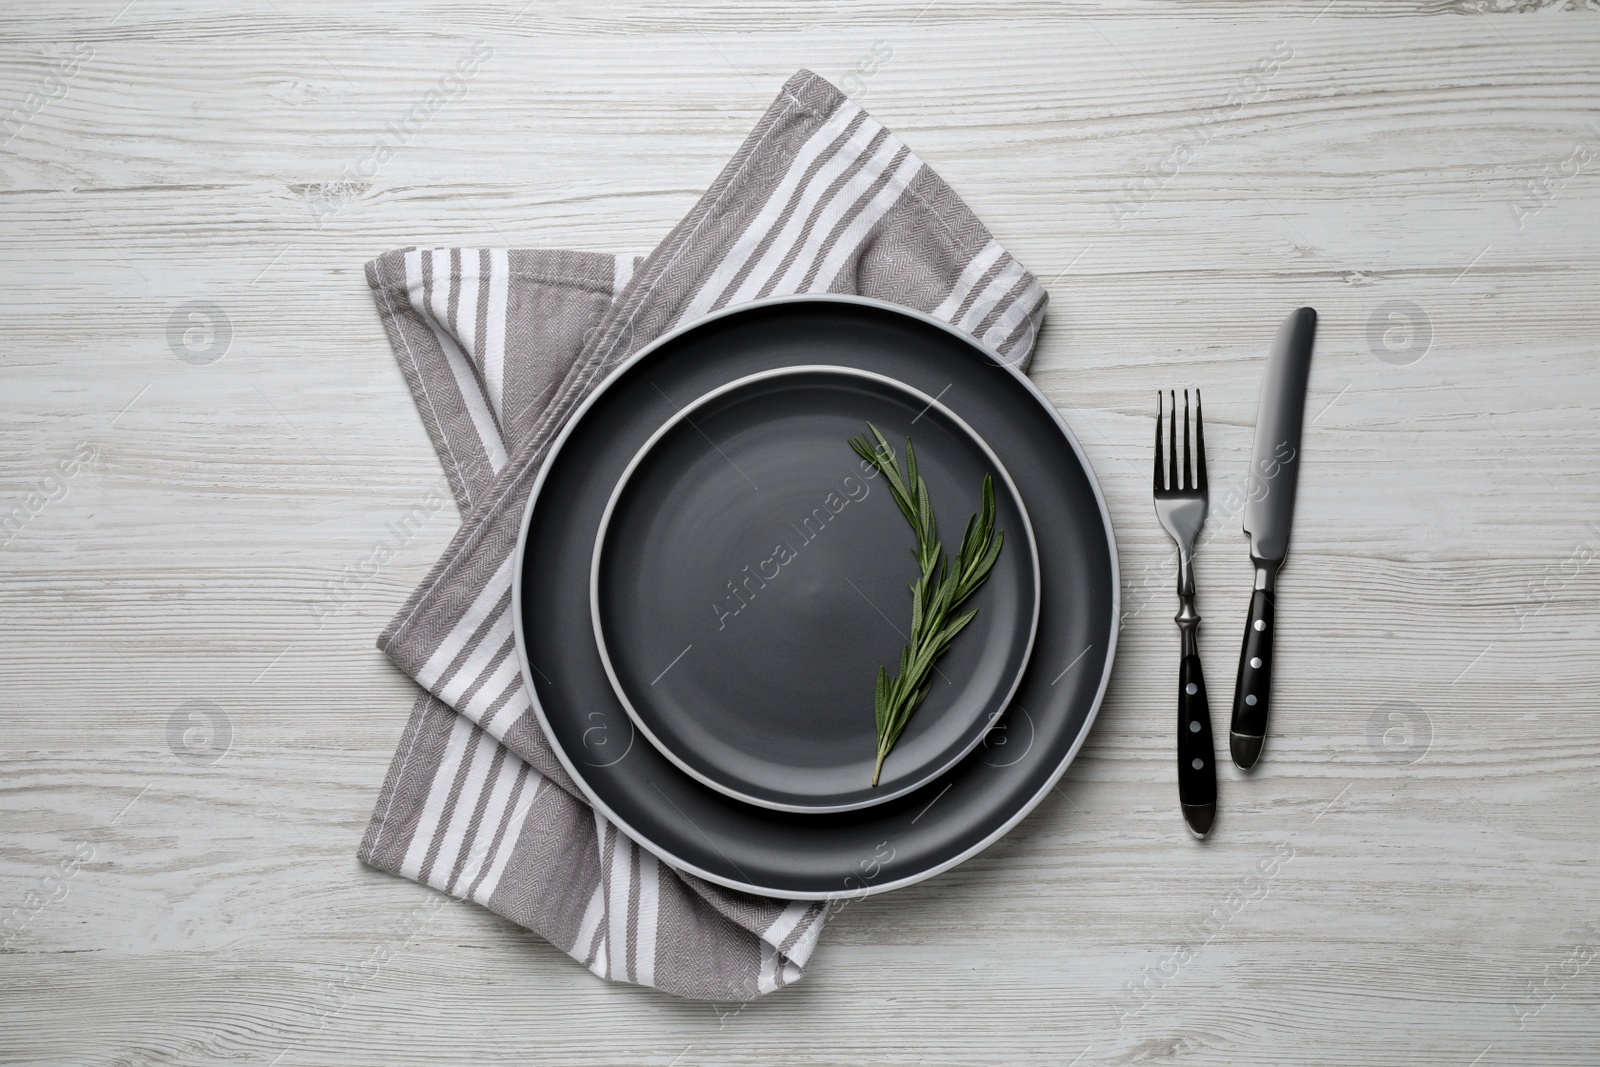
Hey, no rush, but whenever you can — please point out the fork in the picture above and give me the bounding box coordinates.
[1154,390,1217,837]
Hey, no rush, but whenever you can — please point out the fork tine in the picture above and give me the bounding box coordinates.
[1195,389,1208,492]
[1182,389,1192,491]
[1168,390,1179,493]
[1154,391,1164,492]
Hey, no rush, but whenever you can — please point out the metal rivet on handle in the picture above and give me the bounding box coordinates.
[1254,619,1265,631]
[1251,657,1262,668]
[1191,758,1204,770]
[1185,682,1197,695]
[1245,694,1257,706]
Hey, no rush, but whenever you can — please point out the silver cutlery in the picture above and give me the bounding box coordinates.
[1230,307,1318,769]
[1155,388,1216,836]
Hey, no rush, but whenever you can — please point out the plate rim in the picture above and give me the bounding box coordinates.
[512,293,1121,899]
[586,363,1043,814]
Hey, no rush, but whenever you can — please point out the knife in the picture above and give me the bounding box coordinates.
[1230,307,1317,769]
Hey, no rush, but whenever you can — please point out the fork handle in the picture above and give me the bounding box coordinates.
[1178,652,1217,835]
[1230,584,1276,769]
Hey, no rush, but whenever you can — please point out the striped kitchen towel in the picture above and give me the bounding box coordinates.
[358,69,1050,1001]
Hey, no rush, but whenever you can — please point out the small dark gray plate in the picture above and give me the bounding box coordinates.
[514,296,1119,899]
[591,366,1040,813]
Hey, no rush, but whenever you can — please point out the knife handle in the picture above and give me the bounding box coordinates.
[1230,587,1275,768]
[1178,652,1217,835]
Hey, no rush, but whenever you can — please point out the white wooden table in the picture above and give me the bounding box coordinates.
[4,2,1599,1063]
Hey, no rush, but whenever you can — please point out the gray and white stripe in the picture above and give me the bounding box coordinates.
[404,247,509,474]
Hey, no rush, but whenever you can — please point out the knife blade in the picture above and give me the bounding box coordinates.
[1230,306,1317,769]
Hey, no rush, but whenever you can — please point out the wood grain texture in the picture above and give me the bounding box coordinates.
[3,1,1599,1063]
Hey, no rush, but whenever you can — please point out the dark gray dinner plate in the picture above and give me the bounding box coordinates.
[590,366,1040,813]
[514,295,1118,899]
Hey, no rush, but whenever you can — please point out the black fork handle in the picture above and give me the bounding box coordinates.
[1178,652,1217,835]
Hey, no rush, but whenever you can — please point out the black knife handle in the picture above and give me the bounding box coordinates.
[1178,652,1217,835]
[1230,587,1275,768]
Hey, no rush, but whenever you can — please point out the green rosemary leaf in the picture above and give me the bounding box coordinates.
[958,512,980,566]
[858,426,1005,788]
[874,667,890,735]
[964,527,1003,591]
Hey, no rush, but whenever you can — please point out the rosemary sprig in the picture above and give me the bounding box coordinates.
[848,423,1005,786]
